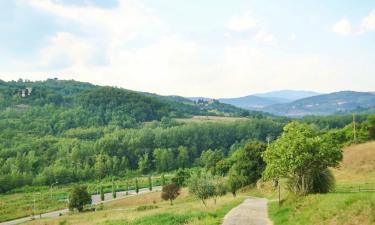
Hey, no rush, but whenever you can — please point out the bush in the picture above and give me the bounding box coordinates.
[171,169,191,187]
[286,168,335,194]
[136,205,159,211]
[68,185,92,212]
[309,169,335,193]
[161,183,180,205]
[188,173,215,207]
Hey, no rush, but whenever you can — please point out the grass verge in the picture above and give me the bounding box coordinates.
[269,192,375,225]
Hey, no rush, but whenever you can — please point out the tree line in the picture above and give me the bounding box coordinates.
[0,119,284,193]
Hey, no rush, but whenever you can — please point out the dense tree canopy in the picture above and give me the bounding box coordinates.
[0,78,284,193]
[262,121,342,195]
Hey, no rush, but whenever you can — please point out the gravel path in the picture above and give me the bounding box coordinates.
[222,197,272,225]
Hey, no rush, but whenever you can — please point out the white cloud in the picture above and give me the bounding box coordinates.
[39,32,95,67]
[226,11,257,32]
[27,0,166,45]
[3,1,374,98]
[255,30,277,45]
[332,10,375,36]
[359,10,375,34]
[332,19,353,36]
[225,11,277,46]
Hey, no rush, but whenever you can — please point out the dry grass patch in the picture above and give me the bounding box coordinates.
[332,141,375,183]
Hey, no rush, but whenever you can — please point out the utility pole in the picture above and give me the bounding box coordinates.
[353,114,357,143]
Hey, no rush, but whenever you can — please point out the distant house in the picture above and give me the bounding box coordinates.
[20,87,32,97]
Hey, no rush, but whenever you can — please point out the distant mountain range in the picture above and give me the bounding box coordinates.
[192,90,375,117]
[218,90,320,110]
[263,91,375,116]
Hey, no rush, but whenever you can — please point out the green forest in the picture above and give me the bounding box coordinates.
[0,79,374,196]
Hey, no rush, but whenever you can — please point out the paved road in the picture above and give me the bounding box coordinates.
[222,197,272,225]
[0,186,162,225]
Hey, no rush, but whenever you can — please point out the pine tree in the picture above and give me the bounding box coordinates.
[148,175,152,191]
[100,184,104,201]
[125,179,129,195]
[112,178,116,199]
[161,174,166,186]
[135,178,139,194]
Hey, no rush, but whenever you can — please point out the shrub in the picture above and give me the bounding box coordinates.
[213,179,227,203]
[135,178,139,194]
[286,169,335,194]
[100,184,104,201]
[171,169,191,187]
[188,173,215,207]
[112,178,117,199]
[136,205,159,211]
[161,183,180,205]
[148,176,152,191]
[309,168,335,193]
[68,185,92,212]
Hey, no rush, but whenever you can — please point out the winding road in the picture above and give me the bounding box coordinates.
[0,186,162,225]
[222,197,272,225]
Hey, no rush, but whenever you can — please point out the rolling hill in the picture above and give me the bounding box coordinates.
[217,90,320,110]
[254,90,320,102]
[0,79,264,121]
[264,91,375,116]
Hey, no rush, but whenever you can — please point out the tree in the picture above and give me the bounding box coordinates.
[68,185,92,212]
[188,173,216,207]
[171,169,191,187]
[153,148,175,172]
[112,178,116,199]
[213,178,227,204]
[135,178,139,194]
[262,122,342,195]
[227,170,243,197]
[161,183,180,205]
[200,149,224,174]
[100,184,104,201]
[125,179,129,195]
[138,153,151,174]
[148,175,152,191]
[177,146,190,169]
[161,174,166,186]
[228,141,266,185]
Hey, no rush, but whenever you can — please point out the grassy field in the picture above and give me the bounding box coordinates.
[0,186,68,222]
[0,175,172,223]
[269,141,375,225]
[269,192,375,225]
[25,189,245,225]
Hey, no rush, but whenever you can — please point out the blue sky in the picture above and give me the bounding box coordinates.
[0,0,374,98]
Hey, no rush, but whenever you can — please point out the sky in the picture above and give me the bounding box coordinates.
[0,0,375,98]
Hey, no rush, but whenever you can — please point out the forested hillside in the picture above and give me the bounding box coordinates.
[0,79,275,193]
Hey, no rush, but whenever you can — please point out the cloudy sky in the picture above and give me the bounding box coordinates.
[0,0,375,98]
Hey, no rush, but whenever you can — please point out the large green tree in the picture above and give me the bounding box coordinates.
[262,121,342,195]
[227,141,266,196]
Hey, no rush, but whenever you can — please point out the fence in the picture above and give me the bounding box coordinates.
[334,182,375,193]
